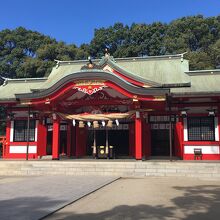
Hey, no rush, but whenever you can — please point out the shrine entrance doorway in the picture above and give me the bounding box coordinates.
[86,123,130,158]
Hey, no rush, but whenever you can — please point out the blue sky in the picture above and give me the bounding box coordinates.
[0,0,219,46]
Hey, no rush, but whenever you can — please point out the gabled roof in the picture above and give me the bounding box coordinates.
[98,56,161,87]
[3,53,220,102]
[102,54,190,85]
[42,54,190,90]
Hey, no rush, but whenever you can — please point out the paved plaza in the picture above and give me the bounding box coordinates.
[0,175,220,220]
[0,175,118,220]
[45,177,220,220]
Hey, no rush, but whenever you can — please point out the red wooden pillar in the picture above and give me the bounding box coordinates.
[66,123,71,157]
[52,118,60,160]
[174,117,184,159]
[135,112,142,160]
[37,119,47,157]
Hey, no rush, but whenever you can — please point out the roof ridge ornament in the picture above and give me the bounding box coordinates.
[99,48,116,65]
[105,48,110,57]
[181,52,187,62]
[54,59,61,69]
[81,56,102,70]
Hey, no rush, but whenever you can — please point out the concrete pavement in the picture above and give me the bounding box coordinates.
[45,177,220,220]
[0,175,118,220]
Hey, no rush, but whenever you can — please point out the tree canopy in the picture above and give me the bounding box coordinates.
[0,15,220,79]
[0,27,89,78]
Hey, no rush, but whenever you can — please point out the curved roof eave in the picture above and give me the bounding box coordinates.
[15,71,170,100]
[98,57,161,87]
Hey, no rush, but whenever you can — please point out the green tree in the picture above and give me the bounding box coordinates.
[185,51,213,70]
[209,39,220,68]
[163,15,220,53]
[0,27,89,79]
[0,15,220,79]
[88,15,220,69]
[0,27,56,78]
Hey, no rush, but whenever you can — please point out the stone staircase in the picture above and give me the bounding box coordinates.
[0,160,220,179]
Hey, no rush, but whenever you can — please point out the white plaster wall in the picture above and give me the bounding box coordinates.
[10,121,14,142]
[183,118,188,141]
[9,146,37,153]
[184,145,219,154]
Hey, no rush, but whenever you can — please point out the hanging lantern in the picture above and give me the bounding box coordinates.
[72,119,76,126]
[101,121,106,127]
[87,121,91,127]
[79,121,84,128]
[115,119,119,126]
[107,120,113,128]
[93,121,99,128]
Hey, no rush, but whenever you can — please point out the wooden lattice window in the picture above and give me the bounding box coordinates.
[14,120,35,142]
[187,117,215,141]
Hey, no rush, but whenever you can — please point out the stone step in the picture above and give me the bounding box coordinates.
[0,160,220,179]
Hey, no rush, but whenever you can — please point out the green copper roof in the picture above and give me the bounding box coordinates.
[0,78,46,101]
[117,57,190,84]
[0,54,220,101]
[171,70,220,95]
[36,54,190,90]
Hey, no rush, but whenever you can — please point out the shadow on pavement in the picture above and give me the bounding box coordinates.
[0,196,65,220]
[43,185,220,220]
[172,185,220,220]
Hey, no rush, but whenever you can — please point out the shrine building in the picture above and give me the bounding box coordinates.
[0,53,220,160]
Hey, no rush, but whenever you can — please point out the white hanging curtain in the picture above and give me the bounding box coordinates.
[57,111,135,121]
